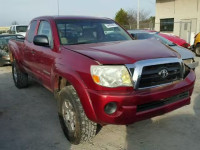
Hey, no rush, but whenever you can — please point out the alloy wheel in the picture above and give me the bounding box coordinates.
[62,100,76,132]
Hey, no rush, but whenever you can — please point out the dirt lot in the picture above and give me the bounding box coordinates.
[0,58,200,150]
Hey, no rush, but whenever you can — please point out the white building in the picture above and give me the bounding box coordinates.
[155,0,200,44]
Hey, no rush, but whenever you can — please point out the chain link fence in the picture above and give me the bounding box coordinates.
[123,22,155,30]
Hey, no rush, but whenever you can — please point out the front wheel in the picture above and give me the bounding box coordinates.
[12,60,28,88]
[195,44,200,56]
[58,86,97,145]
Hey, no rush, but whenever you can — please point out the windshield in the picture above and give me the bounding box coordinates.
[152,34,176,46]
[136,33,154,40]
[16,26,28,32]
[56,19,132,45]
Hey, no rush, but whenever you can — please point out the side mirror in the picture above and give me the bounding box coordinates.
[130,34,136,40]
[33,35,49,47]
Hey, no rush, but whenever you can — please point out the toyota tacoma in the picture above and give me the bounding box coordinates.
[8,16,197,144]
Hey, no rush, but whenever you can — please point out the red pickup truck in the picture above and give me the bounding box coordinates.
[8,16,196,144]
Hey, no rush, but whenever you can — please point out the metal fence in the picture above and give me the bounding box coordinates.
[123,22,155,30]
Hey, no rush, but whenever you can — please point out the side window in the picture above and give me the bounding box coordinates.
[37,21,53,48]
[27,21,37,43]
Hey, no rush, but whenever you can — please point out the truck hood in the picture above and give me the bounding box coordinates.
[170,45,195,60]
[63,40,179,64]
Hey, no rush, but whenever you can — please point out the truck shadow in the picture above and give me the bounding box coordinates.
[0,71,71,150]
[126,93,200,150]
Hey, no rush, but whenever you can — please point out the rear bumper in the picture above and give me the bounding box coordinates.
[87,70,195,125]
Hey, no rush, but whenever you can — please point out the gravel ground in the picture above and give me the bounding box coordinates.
[0,57,200,150]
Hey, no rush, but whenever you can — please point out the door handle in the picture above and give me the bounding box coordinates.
[31,50,35,54]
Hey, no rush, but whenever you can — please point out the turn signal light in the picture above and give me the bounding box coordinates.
[92,75,100,83]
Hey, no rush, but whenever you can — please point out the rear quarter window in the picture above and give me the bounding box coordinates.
[27,21,37,43]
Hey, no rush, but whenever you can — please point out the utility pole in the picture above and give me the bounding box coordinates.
[57,0,60,16]
[137,0,140,29]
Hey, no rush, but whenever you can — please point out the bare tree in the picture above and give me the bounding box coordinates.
[127,9,150,22]
[139,9,150,21]
[127,9,152,29]
[127,9,137,25]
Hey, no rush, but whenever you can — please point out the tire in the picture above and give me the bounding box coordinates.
[58,86,97,145]
[195,44,200,56]
[12,60,28,88]
[96,124,102,135]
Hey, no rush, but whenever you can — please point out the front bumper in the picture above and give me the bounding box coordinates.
[87,70,195,125]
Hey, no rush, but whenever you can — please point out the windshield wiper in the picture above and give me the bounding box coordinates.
[66,42,88,45]
[68,41,97,45]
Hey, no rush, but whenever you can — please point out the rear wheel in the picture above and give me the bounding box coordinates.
[195,44,200,56]
[12,60,28,88]
[58,86,97,145]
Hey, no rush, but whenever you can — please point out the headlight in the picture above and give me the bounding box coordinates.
[90,65,132,87]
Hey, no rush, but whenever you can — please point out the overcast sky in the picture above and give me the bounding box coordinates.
[0,0,155,26]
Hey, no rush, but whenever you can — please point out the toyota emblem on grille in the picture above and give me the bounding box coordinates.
[158,69,169,78]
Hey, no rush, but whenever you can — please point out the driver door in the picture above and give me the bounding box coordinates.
[33,20,55,89]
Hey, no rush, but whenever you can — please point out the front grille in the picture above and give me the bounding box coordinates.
[137,91,189,112]
[139,63,182,88]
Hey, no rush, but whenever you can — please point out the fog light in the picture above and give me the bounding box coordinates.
[104,102,117,115]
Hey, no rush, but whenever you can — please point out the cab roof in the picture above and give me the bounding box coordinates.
[33,16,111,21]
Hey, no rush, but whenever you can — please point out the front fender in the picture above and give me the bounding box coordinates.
[52,66,98,123]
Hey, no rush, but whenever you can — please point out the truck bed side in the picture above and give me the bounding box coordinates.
[8,39,25,65]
